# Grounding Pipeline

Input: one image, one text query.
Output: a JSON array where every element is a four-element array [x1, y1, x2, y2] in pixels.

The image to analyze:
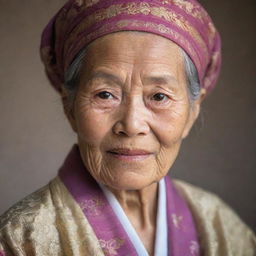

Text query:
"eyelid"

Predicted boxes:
[[94, 88, 121, 101], [152, 93, 171, 102], [150, 92, 165, 98], [154, 85, 177, 95], [93, 85, 121, 93], [144, 91, 173, 109], [96, 91, 114, 98], [150, 87, 175, 99]]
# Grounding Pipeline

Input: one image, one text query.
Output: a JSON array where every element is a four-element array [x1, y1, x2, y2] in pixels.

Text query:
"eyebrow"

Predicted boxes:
[[90, 71, 123, 86], [89, 71, 178, 90], [143, 74, 178, 87]]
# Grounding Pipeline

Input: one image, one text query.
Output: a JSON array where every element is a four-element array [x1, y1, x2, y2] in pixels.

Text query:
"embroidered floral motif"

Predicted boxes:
[[189, 240, 199, 256], [161, 0, 170, 4], [99, 238, 124, 256], [79, 197, 105, 216], [0, 186, 47, 228], [171, 213, 183, 229]]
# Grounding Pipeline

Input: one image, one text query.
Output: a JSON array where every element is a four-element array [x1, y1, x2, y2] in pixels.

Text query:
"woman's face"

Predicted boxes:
[[66, 32, 201, 190]]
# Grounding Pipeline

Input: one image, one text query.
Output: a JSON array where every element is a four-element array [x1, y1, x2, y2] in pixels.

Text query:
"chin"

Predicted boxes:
[[104, 172, 158, 191]]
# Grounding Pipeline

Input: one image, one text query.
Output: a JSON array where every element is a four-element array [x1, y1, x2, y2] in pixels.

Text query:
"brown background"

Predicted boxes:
[[0, 0, 255, 232]]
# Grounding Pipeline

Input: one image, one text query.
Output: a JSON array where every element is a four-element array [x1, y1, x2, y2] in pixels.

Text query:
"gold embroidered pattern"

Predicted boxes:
[[203, 51, 220, 90], [174, 0, 208, 21], [63, 2, 208, 59], [0, 186, 47, 228], [160, 0, 209, 22], [207, 21, 217, 42], [65, 19, 201, 74], [173, 0, 216, 44], [99, 238, 124, 256], [79, 197, 106, 216]]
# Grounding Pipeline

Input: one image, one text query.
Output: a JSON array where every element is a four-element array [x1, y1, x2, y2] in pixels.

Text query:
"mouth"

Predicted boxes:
[[106, 148, 153, 161]]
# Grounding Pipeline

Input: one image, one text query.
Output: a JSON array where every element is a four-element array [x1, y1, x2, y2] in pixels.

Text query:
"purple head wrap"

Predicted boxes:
[[40, 0, 221, 94]]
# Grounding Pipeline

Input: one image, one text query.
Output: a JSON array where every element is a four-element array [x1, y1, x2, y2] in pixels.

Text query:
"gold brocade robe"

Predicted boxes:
[[0, 177, 255, 256]]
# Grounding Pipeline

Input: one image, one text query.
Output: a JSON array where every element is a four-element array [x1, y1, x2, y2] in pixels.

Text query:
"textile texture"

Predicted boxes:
[[40, 0, 221, 94], [1, 179, 255, 255], [0, 146, 255, 255], [58, 145, 199, 255]]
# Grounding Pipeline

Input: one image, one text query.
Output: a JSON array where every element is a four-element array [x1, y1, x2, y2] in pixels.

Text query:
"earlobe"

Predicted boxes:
[[61, 88, 78, 133], [198, 88, 207, 104]]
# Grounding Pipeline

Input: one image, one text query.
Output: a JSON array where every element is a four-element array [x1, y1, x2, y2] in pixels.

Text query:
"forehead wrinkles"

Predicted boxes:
[[85, 32, 183, 63], [82, 32, 185, 88]]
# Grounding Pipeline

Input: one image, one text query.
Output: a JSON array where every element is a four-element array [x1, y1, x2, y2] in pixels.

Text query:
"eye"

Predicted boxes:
[[152, 93, 168, 101], [96, 91, 114, 99]]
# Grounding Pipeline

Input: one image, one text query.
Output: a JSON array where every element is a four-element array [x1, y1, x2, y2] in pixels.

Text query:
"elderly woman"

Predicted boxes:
[[0, 0, 255, 255]]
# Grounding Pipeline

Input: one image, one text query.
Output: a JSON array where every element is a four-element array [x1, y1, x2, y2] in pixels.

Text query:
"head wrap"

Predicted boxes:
[[40, 0, 221, 94]]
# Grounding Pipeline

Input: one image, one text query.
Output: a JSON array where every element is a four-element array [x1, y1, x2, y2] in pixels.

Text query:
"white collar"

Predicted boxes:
[[99, 178, 168, 256]]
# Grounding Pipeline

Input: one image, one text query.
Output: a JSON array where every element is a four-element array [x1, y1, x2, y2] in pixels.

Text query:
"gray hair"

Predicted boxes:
[[64, 47, 201, 104], [182, 50, 201, 101]]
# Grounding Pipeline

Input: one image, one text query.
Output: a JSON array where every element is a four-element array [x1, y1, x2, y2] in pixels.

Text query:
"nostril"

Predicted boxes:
[[118, 131, 127, 136], [112, 111, 150, 137]]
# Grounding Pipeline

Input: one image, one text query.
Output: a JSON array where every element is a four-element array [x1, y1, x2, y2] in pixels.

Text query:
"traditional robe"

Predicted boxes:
[[0, 146, 255, 256]]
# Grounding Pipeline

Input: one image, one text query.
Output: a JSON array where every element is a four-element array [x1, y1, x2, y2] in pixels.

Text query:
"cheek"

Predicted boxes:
[[148, 101, 190, 176], [152, 101, 190, 147], [75, 107, 112, 145], [74, 107, 113, 182], [156, 141, 181, 173]]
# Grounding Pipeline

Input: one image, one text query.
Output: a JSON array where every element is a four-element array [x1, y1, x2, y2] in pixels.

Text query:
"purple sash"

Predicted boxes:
[[59, 145, 200, 256]]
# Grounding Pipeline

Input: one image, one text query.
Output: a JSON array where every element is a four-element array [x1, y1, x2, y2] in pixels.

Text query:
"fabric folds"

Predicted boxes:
[[0, 146, 255, 255], [40, 0, 222, 94]]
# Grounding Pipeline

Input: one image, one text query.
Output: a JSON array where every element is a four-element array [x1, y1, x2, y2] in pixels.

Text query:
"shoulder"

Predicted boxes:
[[0, 183, 52, 230], [173, 179, 231, 214], [173, 179, 256, 256], [0, 177, 102, 255], [0, 179, 59, 254]]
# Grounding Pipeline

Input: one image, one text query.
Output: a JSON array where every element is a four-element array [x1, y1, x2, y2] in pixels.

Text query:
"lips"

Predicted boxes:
[[107, 148, 152, 156]]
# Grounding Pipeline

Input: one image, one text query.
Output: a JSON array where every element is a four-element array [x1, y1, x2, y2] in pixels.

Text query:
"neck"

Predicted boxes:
[[108, 182, 159, 256], [110, 182, 158, 228]]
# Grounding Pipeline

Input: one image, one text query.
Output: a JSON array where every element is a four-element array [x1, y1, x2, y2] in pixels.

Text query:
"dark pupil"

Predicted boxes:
[[153, 93, 165, 101], [98, 91, 111, 99]]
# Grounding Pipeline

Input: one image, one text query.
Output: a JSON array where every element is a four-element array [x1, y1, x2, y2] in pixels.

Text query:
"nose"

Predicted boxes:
[[112, 97, 150, 137]]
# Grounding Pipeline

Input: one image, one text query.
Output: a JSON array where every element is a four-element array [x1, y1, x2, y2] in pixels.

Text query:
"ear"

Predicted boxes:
[[182, 88, 206, 139], [61, 87, 78, 133]]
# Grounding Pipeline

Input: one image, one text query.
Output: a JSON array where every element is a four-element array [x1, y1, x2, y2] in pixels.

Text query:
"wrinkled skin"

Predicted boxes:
[[63, 32, 205, 255]]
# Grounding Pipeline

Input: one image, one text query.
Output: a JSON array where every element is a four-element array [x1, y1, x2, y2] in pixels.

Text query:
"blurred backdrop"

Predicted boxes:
[[0, 0, 255, 231]]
